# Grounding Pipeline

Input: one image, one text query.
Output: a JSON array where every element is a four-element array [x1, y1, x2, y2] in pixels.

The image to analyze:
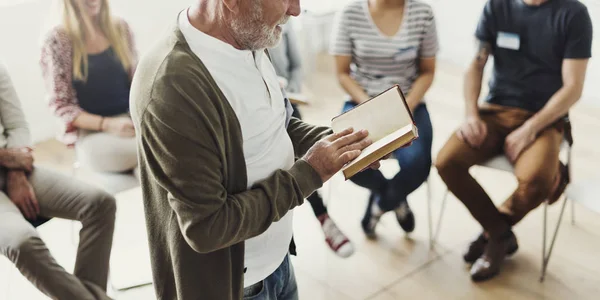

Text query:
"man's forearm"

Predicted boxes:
[[407, 72, 434, 111], [524, 86, 581, 134], [463, 65, 484, 118]]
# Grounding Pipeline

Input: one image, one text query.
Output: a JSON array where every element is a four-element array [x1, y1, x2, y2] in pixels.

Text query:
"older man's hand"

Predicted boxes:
[[303, 128, 372, 183]]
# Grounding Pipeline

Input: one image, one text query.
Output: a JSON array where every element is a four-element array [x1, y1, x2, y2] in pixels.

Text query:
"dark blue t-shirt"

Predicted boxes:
[[73, 47, 130, 117], [476, 0, 593, 112]]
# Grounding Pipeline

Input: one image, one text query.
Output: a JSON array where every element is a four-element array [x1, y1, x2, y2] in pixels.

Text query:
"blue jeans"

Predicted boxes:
[[341, 100, 433, 211], [243, 255, 298, 300]]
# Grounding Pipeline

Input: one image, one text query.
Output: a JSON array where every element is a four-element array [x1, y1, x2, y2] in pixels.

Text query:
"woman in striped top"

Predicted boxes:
[[330, 0, 438, 237]]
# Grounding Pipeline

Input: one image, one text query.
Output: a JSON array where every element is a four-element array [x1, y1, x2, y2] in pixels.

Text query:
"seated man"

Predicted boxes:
[[0, 61, 116, 300], [435, 0, 592, 282]]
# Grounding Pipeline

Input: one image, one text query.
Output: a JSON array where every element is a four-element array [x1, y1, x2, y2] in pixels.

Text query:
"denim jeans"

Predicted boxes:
[[243, 255, 298, 300], [341, 100, 433, 211]]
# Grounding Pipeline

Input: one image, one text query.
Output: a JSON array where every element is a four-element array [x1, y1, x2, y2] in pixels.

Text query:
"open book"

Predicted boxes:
[[331, 85, 418, 180]]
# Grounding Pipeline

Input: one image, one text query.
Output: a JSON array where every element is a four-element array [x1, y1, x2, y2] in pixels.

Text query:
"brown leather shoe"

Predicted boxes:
[[470, 231, 519, 282], [463, 233, 488, 264]]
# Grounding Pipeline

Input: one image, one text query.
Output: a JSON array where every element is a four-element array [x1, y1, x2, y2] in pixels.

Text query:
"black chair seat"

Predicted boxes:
[[28, 217, 52, 228]]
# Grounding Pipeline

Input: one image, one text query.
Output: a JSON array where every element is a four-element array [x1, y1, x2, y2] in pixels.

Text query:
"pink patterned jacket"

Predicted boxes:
[[40, 19, 137, 146]]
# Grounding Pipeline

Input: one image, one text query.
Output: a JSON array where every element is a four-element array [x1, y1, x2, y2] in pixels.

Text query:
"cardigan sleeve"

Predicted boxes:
[[137, 70, 323, 254], [286, 117, 332, 158], [40, 28, 82, 142]]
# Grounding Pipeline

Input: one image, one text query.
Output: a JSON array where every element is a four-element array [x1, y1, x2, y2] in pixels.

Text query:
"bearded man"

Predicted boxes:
[[130, 1, 377, 299]]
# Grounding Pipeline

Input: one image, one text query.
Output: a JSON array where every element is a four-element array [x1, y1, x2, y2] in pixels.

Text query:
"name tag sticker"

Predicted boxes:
[[497, 32, 520, 50]]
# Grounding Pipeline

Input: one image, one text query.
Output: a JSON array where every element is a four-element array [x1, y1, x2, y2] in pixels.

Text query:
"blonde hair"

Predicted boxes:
[[61, 0, 132, 81]]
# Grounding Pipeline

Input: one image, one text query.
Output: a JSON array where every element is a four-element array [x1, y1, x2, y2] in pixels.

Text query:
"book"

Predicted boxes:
[[331, 85, 418, 180]]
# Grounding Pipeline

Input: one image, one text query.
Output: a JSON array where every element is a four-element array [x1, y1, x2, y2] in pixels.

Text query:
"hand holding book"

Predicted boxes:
[[331, 85, 419, 180], [302, 127, 373, 183]]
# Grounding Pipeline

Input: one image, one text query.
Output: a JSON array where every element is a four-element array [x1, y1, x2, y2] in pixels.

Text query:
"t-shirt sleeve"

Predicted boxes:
[[420, 8, 439, 58], [564, 7, 593, 59], [329, 8, 353, 56], [475, 0, 495, 44]]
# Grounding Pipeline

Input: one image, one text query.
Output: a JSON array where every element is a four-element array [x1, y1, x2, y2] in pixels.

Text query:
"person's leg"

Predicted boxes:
[[29, 167, 116, 295], [306, 192, 354, 257], [278, 255, 298, 300], [469, 125, 561, 282], [75, 130, 137, 173], [498, 122, 563, 225], [340, 100, 388, 191], [243, 255, 297, 300], [0, 170, 113, 300], [435, 112, 511, 238], [375, 104, 433, 232]]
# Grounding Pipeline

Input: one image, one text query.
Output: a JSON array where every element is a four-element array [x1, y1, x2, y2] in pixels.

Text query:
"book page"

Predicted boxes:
[[331, 86, 413, 142], [342, 124, 414, 172]]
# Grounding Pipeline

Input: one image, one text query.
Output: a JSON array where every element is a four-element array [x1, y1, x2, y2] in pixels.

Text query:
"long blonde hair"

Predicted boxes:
[[61, 0, 132, 81]]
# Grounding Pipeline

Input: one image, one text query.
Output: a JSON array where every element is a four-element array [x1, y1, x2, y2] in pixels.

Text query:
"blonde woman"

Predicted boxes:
[[40, 0, 138, 174]]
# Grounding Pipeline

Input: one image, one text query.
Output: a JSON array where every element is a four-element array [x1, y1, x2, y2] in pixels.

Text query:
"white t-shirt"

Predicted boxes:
[[178, 11, 296, 287]]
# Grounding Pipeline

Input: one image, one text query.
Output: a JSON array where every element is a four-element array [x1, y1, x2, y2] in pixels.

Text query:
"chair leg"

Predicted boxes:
[[541, 201, 548, 282], [427, 179, 433, 249], [571, 199, 576, 225], [429, 186, 449, 250], [433, 190, 448, 244], [540, 196, 569, 282]]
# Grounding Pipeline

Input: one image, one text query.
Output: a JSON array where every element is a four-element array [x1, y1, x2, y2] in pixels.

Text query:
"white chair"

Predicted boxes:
[[427, 139, 572, 282], [565, 177, 600, 216]]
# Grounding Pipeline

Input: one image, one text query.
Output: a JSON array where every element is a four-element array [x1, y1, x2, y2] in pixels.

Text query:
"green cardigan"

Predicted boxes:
[[130, 22, 330, 300]]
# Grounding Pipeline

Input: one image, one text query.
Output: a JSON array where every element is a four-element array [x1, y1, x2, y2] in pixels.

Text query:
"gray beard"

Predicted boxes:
[[230, 1, 283, 50]]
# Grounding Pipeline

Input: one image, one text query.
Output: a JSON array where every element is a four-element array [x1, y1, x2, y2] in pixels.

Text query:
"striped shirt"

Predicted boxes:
[[330, 0, 438, 98]]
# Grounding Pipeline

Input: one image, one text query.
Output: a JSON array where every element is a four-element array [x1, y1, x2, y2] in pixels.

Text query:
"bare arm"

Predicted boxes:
[[334, 55, 370, 104], [456, 41, 492, 148], [464, 41, 491, 119], [406, 57, 436, 111], [72, 112, 104, 131], [524, 59, 589, 133]]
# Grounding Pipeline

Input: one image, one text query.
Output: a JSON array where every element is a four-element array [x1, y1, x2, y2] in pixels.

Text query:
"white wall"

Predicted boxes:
[[0, 0, 598, 143], [0, 0, 192, 143]]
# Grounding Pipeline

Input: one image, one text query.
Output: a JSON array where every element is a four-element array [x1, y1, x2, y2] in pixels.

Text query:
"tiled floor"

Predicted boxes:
[[2, 55, 599, 299]]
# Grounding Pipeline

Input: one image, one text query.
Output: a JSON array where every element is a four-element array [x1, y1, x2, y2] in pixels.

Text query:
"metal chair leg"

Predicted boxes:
[[433, 191, 448, 244], [540, 196, 569, 282], [427, 179, 433, 249], [571, 199, 576, 225], [429, 186, 449, 250]]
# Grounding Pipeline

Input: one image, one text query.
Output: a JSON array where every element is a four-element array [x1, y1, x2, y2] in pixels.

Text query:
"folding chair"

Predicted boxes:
[[427, 119, 573, 282]]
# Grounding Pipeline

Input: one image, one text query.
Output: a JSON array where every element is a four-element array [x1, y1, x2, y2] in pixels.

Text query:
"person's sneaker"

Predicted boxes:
[[319, 214, 354, 258], [470, 230, 519, 282], [394, 200, 415, 233], [361, 193, 383, 239]]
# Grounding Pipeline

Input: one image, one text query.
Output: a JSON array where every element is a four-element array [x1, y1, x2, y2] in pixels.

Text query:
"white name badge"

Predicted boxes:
[[497, 32, 520, 50]]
